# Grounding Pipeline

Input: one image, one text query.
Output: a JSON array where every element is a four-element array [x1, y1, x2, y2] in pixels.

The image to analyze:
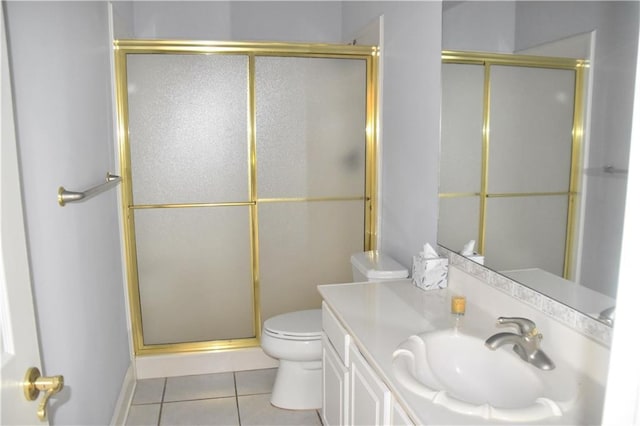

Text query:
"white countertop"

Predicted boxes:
[[318, 279, 605, 425]]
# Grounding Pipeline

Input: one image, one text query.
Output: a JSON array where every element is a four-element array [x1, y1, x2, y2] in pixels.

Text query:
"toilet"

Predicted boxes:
[[261, 250, 408, 410]]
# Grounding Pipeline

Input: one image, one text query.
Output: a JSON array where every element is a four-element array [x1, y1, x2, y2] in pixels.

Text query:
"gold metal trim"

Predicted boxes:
[[115, 48, 146, 353], [136, 337, 261, 356], [486, 192, 571, 198], [248, 54, 261, 342], [365, 51, 379, 250], [442, 50, 589, 70], [131, 201, 255, 209], [478, 64, 492, 254], [564, 65, 586, 280], [130, 197, 366, 209], [115, 39, 376, 57], [257, 196, 366, 204], [442, 51, 585, 276], [115, 40, 379, 356], [440, 192, 570, 198]]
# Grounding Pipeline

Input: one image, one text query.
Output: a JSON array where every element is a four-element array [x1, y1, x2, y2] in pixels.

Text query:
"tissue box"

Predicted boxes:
[[411, 255, 449, 291]]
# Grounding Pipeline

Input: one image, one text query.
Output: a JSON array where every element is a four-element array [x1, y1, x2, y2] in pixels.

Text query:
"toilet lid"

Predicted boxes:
[[263, 309, 322, 340]]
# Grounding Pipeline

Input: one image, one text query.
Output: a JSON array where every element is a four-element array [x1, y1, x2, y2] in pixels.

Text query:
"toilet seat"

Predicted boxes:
[[263, 309, 322, 341]]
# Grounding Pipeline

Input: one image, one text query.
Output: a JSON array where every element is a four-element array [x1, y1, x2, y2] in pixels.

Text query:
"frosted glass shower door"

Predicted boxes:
[[485, 66, 576, 275], [255, 57, 367, 321], [439, 63, 484, 250], [127, 54, 254, 345]]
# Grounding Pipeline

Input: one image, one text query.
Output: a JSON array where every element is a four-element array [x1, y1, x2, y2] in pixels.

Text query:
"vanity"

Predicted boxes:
[[318, 260, 609, 425]]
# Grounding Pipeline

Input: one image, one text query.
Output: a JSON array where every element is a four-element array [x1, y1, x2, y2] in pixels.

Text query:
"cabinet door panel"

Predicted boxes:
[[391, 398, 414, 425], [322, 335, 349, 426], [322, 302, 351, 366], [349, 345, 390, 426]]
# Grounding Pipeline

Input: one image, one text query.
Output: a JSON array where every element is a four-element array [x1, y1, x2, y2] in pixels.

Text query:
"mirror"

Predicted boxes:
[[439, 1, 639, 325]]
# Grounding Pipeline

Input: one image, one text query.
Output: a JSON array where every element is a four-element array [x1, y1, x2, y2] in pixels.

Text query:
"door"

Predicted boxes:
[[322, 335, 349, 426], [115, 41, 377, 356], [0, 7, 45, 424]]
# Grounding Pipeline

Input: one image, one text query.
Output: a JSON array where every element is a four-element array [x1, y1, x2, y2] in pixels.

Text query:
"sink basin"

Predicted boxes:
[[392, 329, 578, 422]]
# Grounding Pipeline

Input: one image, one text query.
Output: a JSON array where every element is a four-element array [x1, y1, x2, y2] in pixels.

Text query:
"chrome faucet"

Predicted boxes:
[[598, 306, 615, 326], [485, 317, 555, 370]]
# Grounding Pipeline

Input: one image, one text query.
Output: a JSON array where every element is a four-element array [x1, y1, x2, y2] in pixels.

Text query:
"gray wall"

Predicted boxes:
[[4, 2, 130, 424], [131, 1, 342, 42], [342, 2, 443, 267], [442, 0, 515, 52], [230, 2, 342, 42]]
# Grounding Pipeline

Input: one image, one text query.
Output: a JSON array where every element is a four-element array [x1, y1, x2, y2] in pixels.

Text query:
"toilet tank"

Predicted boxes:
[[350, 250, 408, 282]]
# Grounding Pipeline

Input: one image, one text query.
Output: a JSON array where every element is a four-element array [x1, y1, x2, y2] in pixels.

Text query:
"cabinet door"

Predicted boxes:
[[322, 302, 351, 366], [322, 335, 349, 426], [349, 345, 391, 426], [391, 398, 414, 425]]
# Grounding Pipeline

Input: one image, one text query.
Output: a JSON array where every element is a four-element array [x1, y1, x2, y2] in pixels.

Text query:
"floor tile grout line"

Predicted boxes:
[[233, 372, 242, 426], [130, 401, 162, 406], [236, 391, 272, 397], [162, 395, 238, 404], [157, 377, 167, 426]]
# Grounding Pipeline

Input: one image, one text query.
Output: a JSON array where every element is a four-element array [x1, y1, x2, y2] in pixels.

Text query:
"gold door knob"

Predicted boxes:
[[23, 366, 64, 421]]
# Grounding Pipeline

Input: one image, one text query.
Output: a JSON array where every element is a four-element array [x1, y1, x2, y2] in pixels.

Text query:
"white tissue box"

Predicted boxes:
[[411, 255, 449, 291]]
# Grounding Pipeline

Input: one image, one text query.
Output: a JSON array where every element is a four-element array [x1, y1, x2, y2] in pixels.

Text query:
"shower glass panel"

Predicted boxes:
[[439, 52, 584, 279], [438, 197, 481, 251], [258, 201, 365, 321], [489, 66, 575, 194], [255, 57, 366, 198], [126, 53, 254, 345], [255, 56, 368, 321], [134, 207, 254, 345], [440, 63, 484, 194], [484, 195, 569, 275], [127, 54, 249, 205]]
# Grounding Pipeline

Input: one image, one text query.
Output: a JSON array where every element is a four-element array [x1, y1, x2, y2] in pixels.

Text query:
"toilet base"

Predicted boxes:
[[270, 359, 322, 410]]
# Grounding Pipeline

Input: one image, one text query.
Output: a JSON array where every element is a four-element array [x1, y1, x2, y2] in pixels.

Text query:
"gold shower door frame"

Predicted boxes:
[[440, 50, 587, 280], [114, 40, 379, 355]]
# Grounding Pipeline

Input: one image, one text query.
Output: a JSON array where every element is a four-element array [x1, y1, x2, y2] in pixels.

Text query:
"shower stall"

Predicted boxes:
[[114, 40, 379, 355]]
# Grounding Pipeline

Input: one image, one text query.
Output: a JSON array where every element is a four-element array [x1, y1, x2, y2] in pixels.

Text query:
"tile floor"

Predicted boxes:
[[125, 368, 323, 426]]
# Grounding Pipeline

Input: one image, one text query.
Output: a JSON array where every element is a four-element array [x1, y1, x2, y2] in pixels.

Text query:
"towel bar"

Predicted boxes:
[[58, 173, 121, 206]]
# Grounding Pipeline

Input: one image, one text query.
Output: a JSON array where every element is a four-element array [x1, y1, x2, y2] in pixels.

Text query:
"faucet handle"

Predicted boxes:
[[497, 317, 537, 336]]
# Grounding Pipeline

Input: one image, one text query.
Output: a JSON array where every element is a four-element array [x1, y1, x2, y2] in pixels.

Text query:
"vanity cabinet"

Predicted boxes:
[[321, 302, 413, 426]]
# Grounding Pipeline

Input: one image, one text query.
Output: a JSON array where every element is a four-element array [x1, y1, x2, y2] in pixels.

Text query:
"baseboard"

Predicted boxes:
[[110, 362, 136, 426], [135, 346, 279, 379]]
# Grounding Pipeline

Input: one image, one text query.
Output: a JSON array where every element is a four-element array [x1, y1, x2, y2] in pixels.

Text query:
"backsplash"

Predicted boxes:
[[442, 249, 612, 347]]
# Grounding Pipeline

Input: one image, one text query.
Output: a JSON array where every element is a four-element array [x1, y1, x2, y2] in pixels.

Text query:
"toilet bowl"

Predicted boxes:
[[261, 251, 408, 410], [261, 309, 323, 410]]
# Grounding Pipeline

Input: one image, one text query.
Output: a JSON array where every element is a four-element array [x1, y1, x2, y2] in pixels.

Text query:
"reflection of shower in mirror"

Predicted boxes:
[[440, 1, 638, 324]]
